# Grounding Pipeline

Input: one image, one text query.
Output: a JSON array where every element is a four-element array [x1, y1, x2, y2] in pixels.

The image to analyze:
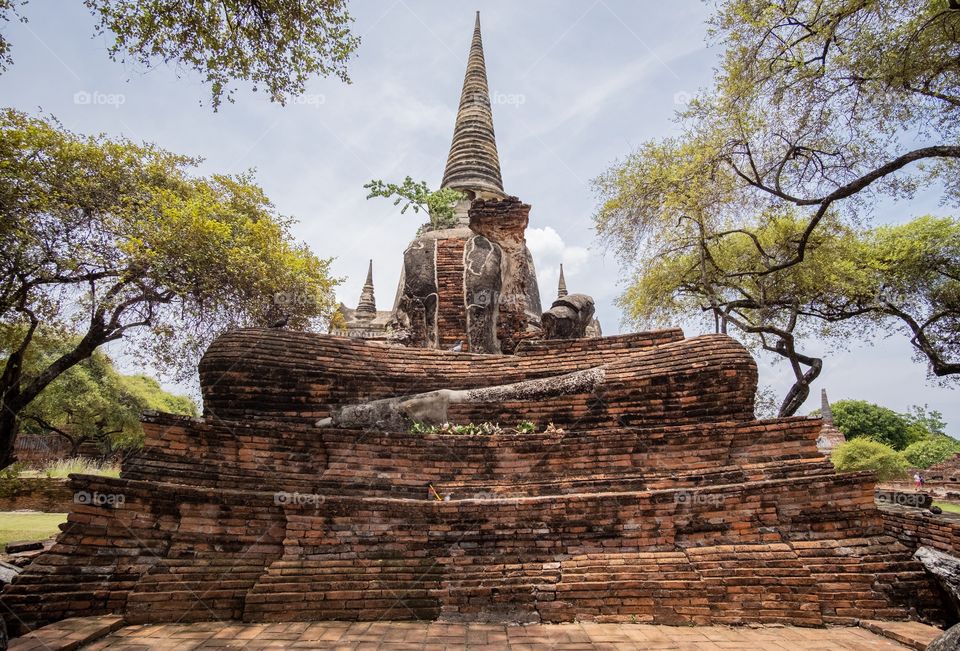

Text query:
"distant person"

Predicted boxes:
[[914, 472, 922, 490], [919, 474, 925, 488]]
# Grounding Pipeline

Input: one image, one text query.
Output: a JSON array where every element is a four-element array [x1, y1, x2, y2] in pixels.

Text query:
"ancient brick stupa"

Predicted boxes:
[[0, 13, 948, 636], [337, 12, 598, 353]]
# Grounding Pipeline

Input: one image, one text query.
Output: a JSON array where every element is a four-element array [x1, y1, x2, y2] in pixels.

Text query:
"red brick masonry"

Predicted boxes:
[[0, 329, 947, 634]]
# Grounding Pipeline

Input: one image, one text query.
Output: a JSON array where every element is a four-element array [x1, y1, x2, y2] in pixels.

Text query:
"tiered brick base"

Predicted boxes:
[[0, 329, 947, 634]]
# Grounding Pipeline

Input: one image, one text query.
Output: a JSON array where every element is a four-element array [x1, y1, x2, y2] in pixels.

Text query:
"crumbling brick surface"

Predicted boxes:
[[879, 505, 960, 555], [0, 328, 948, 633]]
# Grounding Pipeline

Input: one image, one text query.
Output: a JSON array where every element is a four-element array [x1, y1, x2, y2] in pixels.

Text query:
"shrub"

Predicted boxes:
[[901, 437, 960, 469], [831, 439, 908, 480]]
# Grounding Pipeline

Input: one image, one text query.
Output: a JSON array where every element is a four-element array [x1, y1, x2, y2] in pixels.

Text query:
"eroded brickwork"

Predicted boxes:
[[880, 505, 960, 555], [0, 328, 948, 634], [435, 238, 469, 351]]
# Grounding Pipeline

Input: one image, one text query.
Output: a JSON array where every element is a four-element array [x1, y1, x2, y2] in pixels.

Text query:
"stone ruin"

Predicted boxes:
[[0, 10, 952, 638], [335, 13, 599, 353]]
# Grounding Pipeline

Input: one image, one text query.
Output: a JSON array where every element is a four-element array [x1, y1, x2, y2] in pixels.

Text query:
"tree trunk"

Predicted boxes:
[[0, 405, 20, 470]]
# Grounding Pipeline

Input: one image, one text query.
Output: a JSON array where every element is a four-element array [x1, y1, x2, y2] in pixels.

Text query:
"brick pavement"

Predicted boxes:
[[76, 621, 918, 650]]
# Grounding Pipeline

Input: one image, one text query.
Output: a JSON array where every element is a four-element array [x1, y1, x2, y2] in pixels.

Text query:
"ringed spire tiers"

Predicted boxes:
[[440, 11, 505, 199], [557, 264, 568, 298], [356, 260, 377, 316]]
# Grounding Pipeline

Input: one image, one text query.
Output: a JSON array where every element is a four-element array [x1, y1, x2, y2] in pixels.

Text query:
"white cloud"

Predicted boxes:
[[527, 226, 591, 303]]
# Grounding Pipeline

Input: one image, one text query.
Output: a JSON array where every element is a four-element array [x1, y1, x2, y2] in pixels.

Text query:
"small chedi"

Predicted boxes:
[[0, 12, 949, 636]]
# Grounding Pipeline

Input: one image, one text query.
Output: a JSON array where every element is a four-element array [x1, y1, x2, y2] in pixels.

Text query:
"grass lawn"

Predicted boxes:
[[0, 512, 67, 548], [933, 501, 960, 514]]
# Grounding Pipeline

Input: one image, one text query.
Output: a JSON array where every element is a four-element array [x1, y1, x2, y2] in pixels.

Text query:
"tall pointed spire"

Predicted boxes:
[[441, 12, 505, 198], [557, 264, 568, 298], [356, 260, 376, 316], [821, 389, 834, 426]]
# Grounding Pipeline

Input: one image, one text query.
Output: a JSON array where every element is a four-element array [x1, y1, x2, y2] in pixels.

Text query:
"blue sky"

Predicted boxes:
[[2, 1, 956, 430]]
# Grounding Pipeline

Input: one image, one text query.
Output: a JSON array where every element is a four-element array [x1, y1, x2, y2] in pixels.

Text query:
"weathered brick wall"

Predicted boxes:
[[880, 504, 960, 555], [513, 330, 682, 356], [1, 328, 948, 633], [435, 237, 469, 351], [1, 471, 941, 633], [125, 414, 829, 497], [123, 416, 324, 490], [0, 478, 75, 512], [198, 329, 756, 427]]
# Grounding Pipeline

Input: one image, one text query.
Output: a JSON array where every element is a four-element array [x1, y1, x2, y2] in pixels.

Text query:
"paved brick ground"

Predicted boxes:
[[77, 621, 918, 650]]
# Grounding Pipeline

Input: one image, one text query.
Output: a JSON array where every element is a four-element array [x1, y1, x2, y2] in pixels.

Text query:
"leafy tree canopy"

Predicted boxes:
[[831, 400, 920, 451], [594, 0, 960, 415], [0, 0, 360, 109], [0, 108, 340, 468]]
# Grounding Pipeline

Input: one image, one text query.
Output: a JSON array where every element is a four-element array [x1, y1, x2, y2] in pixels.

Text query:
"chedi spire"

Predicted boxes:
[[356, 260, 376, 316], [441, 12, 505, 198]]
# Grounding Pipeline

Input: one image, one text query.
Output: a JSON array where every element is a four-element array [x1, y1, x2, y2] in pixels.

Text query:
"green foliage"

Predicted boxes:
[[0, 109, 340, 468], [0, 461, 25, 497], [514, 420, 536, 434], [831, 400, 915, 451], [901, 437, 960, 469], [593, 0, 960, 413], [831, 438, 909, 481], [0, 1, 359, 109], [364, 177, 465, 232], [15, 329, 196, 456], [903, 404, 948, 438]]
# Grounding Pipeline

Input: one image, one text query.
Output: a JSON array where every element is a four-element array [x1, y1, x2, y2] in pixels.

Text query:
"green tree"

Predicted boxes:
[[901, 436, 960, 468], [593, 0, 960, 414], [831, 438, 909, 481], [0, 109, 340, 469], [19, 330, 196, 457], [0, 1, 359, 109], [831, 400, 916, 451], [364, 177, 465, 232]]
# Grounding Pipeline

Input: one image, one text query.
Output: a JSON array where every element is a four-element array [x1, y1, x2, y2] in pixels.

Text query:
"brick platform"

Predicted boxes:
[[0, 328, 948, 634]]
